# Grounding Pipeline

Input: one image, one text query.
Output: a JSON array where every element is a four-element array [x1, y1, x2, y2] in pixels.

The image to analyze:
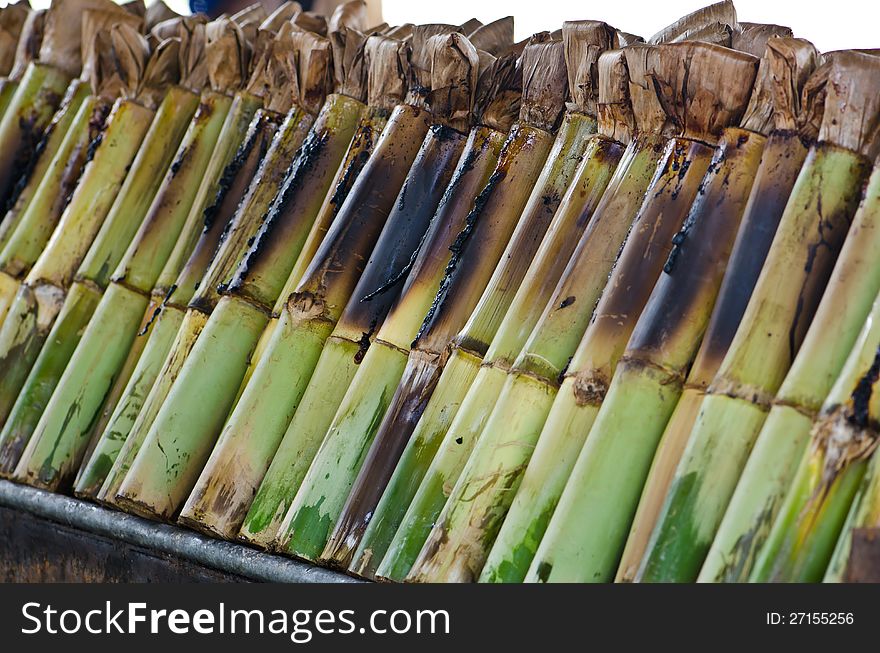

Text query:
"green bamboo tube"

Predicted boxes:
[[114, 91, 369, 521], [274, 38, 576, 563], [0, 86, 200, 475], [0, 62, 71, 210], [0, 97, 151, 436], [73, 109, 283, 499], [750, 289, 880, 582], [336, 29, 626, 576], [0, 79, 90, 254], [374, 44, 669, 583], [171, 32, 474, 536], [635, 52, 880, 583], [8, 88, 234, 491], [0, 89, 103, 323], [703, 161, 880, 583], [824, 435, 880, 581], [185, 49, 495, 542], [619, 38, 820, 583], [94, 28, 363, 509], [414, 42, 760, 584]]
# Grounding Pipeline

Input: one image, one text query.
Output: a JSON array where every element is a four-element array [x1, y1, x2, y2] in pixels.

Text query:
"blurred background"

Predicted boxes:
[[9, 0, 880, 54]]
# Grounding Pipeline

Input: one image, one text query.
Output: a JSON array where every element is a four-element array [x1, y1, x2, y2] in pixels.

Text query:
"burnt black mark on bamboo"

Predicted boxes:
[[224, 128, 331, 297], [849, 346, 880, 429], [413, 166, 508, 348]]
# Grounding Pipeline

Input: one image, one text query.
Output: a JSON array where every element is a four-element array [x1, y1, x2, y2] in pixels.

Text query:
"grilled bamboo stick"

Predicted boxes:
[[183, 27, 513, 541], [751, 277, 880, 582], [411, 41, 757, 583], [8, 18, 251, 490], [636, 51, 880, 583], [96, 17, 373, 509], [110, 26, 406, 523], [330, 22, 624, 576], [73, 19, 323, 499], [618, 36, 820, 583], [272, 35, 572, 563]]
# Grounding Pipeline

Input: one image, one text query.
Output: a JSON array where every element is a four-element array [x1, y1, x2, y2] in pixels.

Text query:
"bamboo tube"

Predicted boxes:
[[824, 426, 880, 581], [618, 38, 821, 583], [0, 0, 112, 212], [183, 28, 505, 541], [110, 26, 400, 523], [636, 51, 880, 583], [235, 35, 534, 551], [0, 80, 95, 320], [92, 22, 362, 502], [701, 79, 880, 586], [0, 19, 159, 472], [0, 7, 44, 122], [410, 41, 758, 584], [8, 19, 251, 490], [374, 40, 673, 584], [329, 22, 623, 575], [271, 35, 571, 563], [73, 23, 318, 500], [373, 11, 738, 582], [750, 283, 880, 582]]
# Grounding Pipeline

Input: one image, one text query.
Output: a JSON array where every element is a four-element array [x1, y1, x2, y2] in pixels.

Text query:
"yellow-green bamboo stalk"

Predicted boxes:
[[111, 26, 380, 522], [182, 30, 496, 541], [751, 285, 880, 582], [636, 51, 880, 583], [619, 37, 820, 583], [7, 18, 251, 490], [94, 27, 358, 508], [412, 41, 759, 583], [337, 26, 626, 577], [374, 42, 672, 583]]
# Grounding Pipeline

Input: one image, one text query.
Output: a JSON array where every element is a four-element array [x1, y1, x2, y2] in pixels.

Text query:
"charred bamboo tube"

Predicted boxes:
[[6, 19, 251, 490], [272, 37, 574, 563], [619, 39, 820, 583], [0, 84, 100, 323], [494, 39, 802, 585], [111, 26, 382, 521], [702, 158, 880, 583], [824, 425, 880, 581], [0, 79, 90, 255], [73, 108, 283, 499], [235, 34, 541, 552], [235, 52, 543, 553], [373, 42, 670, 584], [0, 0, 146, 212], [0, 33, 207, 478], [636, 51, 880, 583], [94, 26, 362, 508], [750, 285, 880, 583], [0, 62, 71, 210], [411, 42, 758, 584], [336, 25, 624, 576], [182, 32, 493, 541]]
